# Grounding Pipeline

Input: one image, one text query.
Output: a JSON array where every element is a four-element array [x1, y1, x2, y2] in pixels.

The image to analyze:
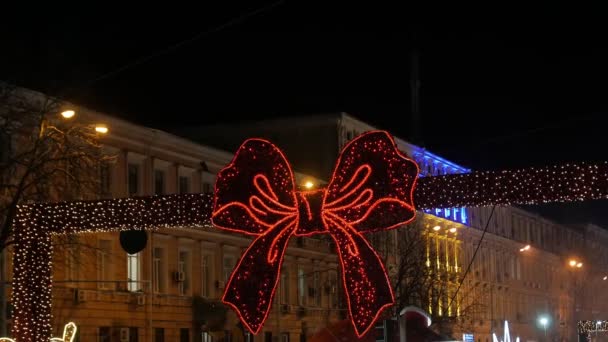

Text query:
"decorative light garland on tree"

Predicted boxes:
[[8, 130, 608, 341]]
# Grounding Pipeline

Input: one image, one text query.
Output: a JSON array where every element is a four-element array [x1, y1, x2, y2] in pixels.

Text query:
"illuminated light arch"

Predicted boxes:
[[8, 131, 608, 341]]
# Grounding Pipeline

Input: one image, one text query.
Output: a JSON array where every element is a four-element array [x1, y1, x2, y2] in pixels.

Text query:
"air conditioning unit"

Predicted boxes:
[[73, 289, 85, 304], [136, 295, 145, 306], [119, 327, 129, 342], [173, 271, 185, 282], [280, 304, 290, 314]]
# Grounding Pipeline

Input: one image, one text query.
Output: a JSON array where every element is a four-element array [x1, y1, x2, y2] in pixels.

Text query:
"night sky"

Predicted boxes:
[[2, 3, 608, 225]]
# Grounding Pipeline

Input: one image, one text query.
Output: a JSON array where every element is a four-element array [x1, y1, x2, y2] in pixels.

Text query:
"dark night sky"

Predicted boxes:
[[2, 2, 608, 225]]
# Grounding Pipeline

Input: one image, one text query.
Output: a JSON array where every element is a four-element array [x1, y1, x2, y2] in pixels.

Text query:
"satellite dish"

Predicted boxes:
[[119, 230, 148, 254]]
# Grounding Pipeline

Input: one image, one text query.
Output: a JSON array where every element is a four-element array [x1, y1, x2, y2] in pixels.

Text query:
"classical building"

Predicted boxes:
[[185, 112, 608, 342], [2, 88, 608, 342]]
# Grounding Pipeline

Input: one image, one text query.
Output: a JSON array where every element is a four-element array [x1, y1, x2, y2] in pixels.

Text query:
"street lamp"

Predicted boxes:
[[95, 124, 109, 134], [603, 276, 607, 281], [538, 316, 549, 337], [519, 245, 531, 252], [304, 181, 314, 189], [60, 110, 75, 119]]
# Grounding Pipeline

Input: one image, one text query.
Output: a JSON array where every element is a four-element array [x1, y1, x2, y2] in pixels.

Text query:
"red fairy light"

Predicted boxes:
[[212, 131, 419, 337]]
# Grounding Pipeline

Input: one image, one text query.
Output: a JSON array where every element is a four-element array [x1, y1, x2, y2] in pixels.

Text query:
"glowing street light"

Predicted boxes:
[[577, 262, 583, 268], [519, 245, 531, 252], [95, 124, 109, 134], [60, 110, 75, 119], [304, 181, 314, 189], [538, 316, 549, 337], [569, 259, 578, 267], [603, 276, 607, 281]]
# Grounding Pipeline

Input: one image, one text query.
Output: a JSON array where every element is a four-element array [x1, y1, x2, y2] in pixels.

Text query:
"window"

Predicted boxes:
[[154, 328, 165, 342], [129, 327, 139, 342], [180, 328, 189, 342], [202, 182, 211, 193], [178, 250, 191, 296], [298, 268, 305, 306], [153, 247, 165, 293], [281, 333, 290, 342], [201, 332, 213, 342], [100, 163, 111, 197], [313, 271, 321, 306], [66, 240, 79, 282], [179, 176, 190, 194], [280, 270, 289, 304], [128, 164, 140, 196], [264, 332, 272, 342], [201, 254, 212, 297], [97, 239, 112, 289], [127, 253, 140, 292], [98, 327, 111, 342], [223, 255, 235, 282], [154, 170, 165, 195], [328, 271, 338, 308]]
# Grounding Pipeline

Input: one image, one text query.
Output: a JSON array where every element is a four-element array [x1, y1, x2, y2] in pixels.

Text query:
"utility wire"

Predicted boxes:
[[447, 205, 496, 311], [75, 0, 285, 90]]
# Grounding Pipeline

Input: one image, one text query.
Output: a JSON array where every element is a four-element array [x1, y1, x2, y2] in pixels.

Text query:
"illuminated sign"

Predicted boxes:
[[424, 207, 468, 225]]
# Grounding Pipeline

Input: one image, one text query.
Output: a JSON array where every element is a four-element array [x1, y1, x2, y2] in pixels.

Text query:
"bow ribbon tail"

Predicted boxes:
[[326, 216, 395, 337], [222, 215, 297, 335]]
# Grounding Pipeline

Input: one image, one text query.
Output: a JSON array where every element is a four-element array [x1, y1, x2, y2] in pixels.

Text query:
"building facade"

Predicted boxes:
[[3, 89, 608, 342], [186, 112, 608, 342]]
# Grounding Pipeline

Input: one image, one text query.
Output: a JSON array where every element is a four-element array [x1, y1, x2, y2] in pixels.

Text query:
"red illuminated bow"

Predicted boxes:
[[212, 131, 419, 337]]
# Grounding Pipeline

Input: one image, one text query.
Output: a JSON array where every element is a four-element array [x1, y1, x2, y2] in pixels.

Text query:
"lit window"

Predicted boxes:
[[178, 250, 191, 296], [153, 247, 165, 293], [298, 268, 306, 306], [127, 253, 140, 292]]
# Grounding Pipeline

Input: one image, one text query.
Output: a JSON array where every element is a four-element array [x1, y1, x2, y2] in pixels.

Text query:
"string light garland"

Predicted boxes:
[[415, 162, 608, 209], [212, 131, 418, 337], [578, 320, 608, 336], [8, 130, 608, 341]]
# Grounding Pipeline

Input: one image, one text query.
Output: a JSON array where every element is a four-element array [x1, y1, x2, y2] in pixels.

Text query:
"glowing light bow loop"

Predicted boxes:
[[212, 131, 419, 337]]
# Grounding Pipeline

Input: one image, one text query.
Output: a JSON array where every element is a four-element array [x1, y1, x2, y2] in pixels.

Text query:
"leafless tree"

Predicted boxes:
[[368, 215, 486, 337], [0, 82, 114, 334]]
